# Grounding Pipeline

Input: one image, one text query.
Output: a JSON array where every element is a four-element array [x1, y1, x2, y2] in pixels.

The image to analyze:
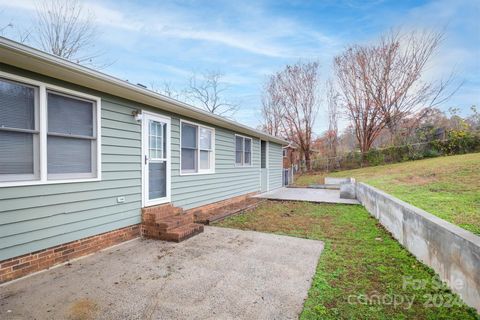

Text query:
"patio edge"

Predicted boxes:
[[0, 225, 140, 284]]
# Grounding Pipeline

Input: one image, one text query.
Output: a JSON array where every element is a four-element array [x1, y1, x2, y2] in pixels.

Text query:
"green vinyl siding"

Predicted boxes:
[[268, 142, 283, 189], [166, 115, 261, 209], [0, 64, 283, 261], [0, 95, 143, 261]]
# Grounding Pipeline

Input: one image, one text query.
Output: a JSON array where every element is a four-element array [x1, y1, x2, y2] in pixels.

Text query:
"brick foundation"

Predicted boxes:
[[0, 224, 140, 284], [0, 193, 258, 284], [187, 192, 260, 223]]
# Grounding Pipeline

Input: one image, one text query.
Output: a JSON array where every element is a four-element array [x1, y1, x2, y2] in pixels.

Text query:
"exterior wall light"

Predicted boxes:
[[132, 109, 143, 122]]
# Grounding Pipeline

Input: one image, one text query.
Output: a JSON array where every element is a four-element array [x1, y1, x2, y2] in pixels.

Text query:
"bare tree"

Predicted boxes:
[[34, 0, 101, 65], [260, 75, 285, 137], [466, 105, 480, 131], [1, 20, 32, 44], [187, 71, 238, 117], [334, 28, 458, 152], [366, 30, 458, 143], [326, 80, 339, 157], [16, 28, 32, 44], [150, 81, 187, 102], [0, 22, 13, 36], [334, 47, 387, 153], [261, 61, 320, 170]]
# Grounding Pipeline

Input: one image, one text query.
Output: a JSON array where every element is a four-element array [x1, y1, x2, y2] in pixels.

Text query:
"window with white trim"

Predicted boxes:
[[235, 135, 252, 166], [0, 78, 39, 181], [47, 91, 97, 179], [0, 75, 100, 185], [181, 121, 214, 174]]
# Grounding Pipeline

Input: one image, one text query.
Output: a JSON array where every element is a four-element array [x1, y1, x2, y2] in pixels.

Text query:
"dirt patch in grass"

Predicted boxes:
[[216, 201, 479, 319], [396, 174, 438, 186]]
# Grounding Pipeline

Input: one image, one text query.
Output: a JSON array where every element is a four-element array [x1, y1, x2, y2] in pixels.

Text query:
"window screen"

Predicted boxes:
[[181, 123, 197, 172], [244, 138, 252, 165], [181, 148, 197, 172], [0, 131, 34, 174], [235, 136, 243, 165], [200, 150, 210, 170], [199, 127, 212, 170], [0, 78, 36, 130], [0, 78, 38, 181], [47, 136, 92, 174], [47, 91, 96, 178], [181, 122, 214, 173], [181, 123, 197, 148], [200, 127, 212, 150], [48, 93, 93, 136], [235, 136, 252, 166]]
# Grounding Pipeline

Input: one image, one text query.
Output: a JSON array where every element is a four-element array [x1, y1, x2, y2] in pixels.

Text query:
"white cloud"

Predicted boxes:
[[0, 0, 35, 11], [0, 0, 340, 59], [86, 2, 143, 31], [87, 1, 340, 59], [154, 27, 290, 58]]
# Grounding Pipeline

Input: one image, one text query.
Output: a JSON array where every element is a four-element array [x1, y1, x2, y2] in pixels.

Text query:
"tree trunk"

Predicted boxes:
[[304, 151, 311, 171]]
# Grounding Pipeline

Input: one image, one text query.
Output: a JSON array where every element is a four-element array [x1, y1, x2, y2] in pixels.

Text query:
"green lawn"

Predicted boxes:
[[215, 201, 479, 319], [294, 153, 480, 235]]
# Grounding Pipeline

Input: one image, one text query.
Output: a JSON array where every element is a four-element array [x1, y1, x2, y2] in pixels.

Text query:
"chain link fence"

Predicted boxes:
[[301, 136, 480, 173]]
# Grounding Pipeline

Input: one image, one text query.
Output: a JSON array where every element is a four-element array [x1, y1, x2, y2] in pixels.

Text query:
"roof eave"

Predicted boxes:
[[0, 37, 288, 145]]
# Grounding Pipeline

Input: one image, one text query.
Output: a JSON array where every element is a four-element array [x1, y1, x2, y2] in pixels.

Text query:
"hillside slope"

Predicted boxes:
[[298, 153, 480, 234]]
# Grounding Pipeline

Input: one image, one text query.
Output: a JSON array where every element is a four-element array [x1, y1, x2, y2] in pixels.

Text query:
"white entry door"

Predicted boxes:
[[142, 113, 171, 206]]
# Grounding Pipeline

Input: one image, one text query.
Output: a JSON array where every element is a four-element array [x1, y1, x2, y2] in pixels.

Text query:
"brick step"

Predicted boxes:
[[156, 223, 204, 242], [141, 203, 204, 242], [152, 213, 194, 231], [142, 204, 183, 223]]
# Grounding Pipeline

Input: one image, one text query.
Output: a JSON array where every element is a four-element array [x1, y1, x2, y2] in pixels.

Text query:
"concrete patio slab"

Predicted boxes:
[[254, 187, 360, 205], [0, 226, 324, 320]]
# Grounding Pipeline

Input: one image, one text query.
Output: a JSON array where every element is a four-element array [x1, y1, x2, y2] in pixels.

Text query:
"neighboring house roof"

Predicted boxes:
[[0, 37, 288, 145]]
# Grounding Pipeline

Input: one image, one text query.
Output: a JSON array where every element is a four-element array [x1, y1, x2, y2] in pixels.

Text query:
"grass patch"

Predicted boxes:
[[294, 173, 329, 187], [216, 201, 479, 319], [294, 153, 480, 234]]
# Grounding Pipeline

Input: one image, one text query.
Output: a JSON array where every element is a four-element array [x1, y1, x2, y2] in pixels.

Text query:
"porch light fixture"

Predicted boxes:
[[132, 109, 143, 122]]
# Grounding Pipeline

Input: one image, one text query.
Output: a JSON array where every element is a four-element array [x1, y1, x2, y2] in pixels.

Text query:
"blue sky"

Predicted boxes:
[[1, 0, 479, 134]]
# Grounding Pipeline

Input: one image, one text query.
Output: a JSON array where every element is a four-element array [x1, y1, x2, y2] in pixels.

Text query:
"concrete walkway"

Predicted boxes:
[[0, 227, 324, 320], [254, 187, 360, 205]]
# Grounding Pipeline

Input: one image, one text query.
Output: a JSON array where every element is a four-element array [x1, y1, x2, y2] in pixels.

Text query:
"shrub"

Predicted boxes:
[[366, 149, 384, 166], [423, 148, 441, 158], [307, 134, 480, 173]]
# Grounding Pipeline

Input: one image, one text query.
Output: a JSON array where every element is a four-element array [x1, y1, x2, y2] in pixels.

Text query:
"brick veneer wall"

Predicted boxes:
[[0, 225, 140, 284]]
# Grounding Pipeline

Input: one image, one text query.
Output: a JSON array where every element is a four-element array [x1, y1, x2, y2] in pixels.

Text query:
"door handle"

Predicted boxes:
[[144, 155, 148, 165]]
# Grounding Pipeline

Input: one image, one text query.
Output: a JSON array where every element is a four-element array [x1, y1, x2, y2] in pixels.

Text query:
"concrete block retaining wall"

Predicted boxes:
[[356, 182, 480, 312]]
